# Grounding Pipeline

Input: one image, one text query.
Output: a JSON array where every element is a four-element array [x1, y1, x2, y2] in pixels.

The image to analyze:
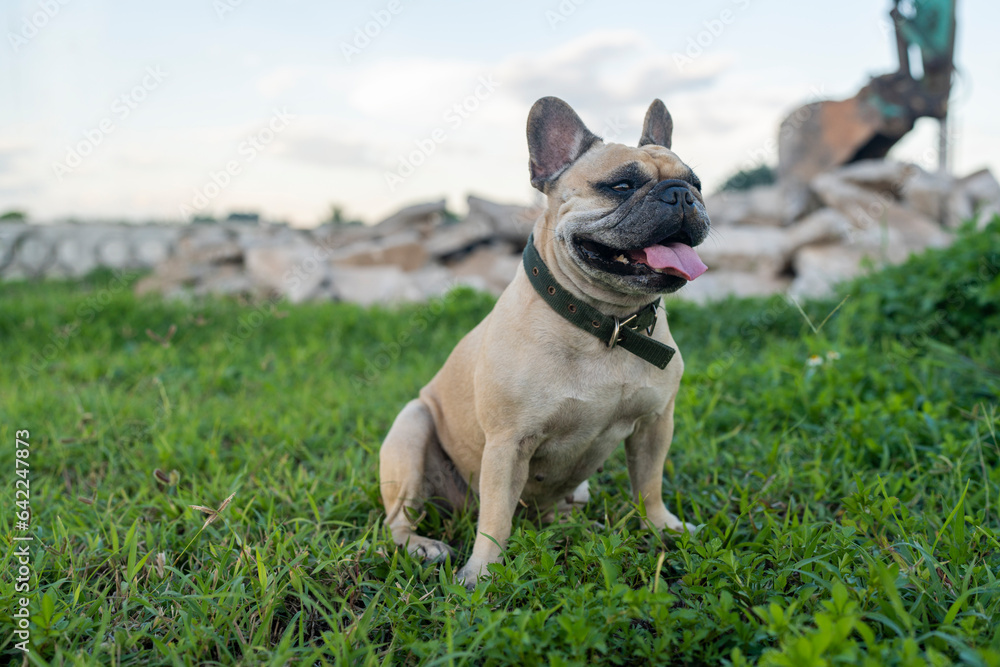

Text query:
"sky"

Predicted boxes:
[[2, 0, 998, 227]]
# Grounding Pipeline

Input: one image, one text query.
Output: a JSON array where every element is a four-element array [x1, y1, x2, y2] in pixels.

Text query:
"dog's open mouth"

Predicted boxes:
[[575, 232, 708, 281]]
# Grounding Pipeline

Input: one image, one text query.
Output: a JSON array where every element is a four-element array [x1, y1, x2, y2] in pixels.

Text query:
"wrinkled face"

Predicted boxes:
[[549, 142, 710, 296], [527, 97, 711, 298]]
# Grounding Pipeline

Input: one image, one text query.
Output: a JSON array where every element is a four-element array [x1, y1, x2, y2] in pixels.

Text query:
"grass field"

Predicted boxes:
[[2, 218, 1000, 666]]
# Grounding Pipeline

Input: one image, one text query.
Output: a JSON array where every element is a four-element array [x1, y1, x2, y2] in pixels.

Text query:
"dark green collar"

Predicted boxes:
[[522, 234, 675, 370]]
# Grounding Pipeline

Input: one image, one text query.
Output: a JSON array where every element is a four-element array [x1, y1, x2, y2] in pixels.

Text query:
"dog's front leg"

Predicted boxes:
[[456, 439, 530, 588], [625, 399, 698, 535]]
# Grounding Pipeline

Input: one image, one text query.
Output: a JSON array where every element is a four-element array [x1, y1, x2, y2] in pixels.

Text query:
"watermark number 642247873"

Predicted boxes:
[[12, 429, 33, 653]]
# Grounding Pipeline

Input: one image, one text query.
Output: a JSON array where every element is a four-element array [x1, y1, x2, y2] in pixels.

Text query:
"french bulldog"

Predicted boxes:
[[379, 96, 710, 586]]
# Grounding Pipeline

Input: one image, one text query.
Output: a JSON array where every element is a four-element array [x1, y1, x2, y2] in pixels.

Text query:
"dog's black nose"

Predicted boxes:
[[653, 179, 695, 206]]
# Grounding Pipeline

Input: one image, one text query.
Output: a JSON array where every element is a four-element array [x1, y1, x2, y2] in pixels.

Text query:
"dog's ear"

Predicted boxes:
[[527, 97, 600, 192], [638, 99, 673, 149]]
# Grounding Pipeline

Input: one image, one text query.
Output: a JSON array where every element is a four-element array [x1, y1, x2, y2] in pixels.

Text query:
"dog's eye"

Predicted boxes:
[[611, 182, 633, 192]]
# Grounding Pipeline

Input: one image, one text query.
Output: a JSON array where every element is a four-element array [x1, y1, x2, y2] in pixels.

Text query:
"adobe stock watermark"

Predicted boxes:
[[719, 83, 827, 191], [340, 0, 404, 63], [673, 0, 752, 71], [886, 253, 1000, 365], [351, 284, 465, 388], [222, 235, 335, 350], [178, 108, 295, 219], [545, 0, 587, 30], [7, 0, 72, 52], [51, 66, 168, 181], [705, 296, 794, 381], [213, 0, 246, 20], [597, 115, 626, 144], [222, 295, 284, 351], [383, 74, 500, 192], [17, 270, 138, 380], [12, 429, 33, 654], [834, 125, 960, 244]]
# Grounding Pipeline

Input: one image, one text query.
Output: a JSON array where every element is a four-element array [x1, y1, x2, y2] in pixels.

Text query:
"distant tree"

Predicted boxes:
[[0, 210, 27, 221], [329, 205, 345, 225], [225, 212, 260, 224], [325, 204, 362, 226], [192, 215, 217, 224], [718, 164, 776, 192]]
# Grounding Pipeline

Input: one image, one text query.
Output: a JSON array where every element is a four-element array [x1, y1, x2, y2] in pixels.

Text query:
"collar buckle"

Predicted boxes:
[[523, 233, 674, 369], [607, 314, 638, 348]]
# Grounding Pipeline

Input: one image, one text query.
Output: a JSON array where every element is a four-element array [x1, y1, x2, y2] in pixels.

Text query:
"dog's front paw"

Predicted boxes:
[[647, 506, 701, 537], [455, 560, 487, 589], [404, 535, 455, 563]]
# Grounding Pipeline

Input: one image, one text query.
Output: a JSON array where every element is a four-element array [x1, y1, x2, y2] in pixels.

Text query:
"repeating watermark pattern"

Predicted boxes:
[[598, 116, 626, 144], [17, 269, 137, 380], [222, 295, 284, 351], [351, 284, 464, 388], [222, 236, 339, 351], [213, 0, 246, 20], [52, 66, 168, 181], [703, 244, 997, 380], [340, 0, 404, 63], [545, 0, 587, 30], [861, 123, 960, 237], [673, 0, 752, 72], [720, 83, 827, 192], [705, 296, 793, 381], [178, 108, 295, 219], [835, 127, 961, 244], [728, 75, 956, 195], [384, 75, 500, 192], [12, 429, 33, 654], [705, 292, 851, 381], [886, 254, 1000, 364], [835, 173, 911, 245], [7, 0, 71, 52]]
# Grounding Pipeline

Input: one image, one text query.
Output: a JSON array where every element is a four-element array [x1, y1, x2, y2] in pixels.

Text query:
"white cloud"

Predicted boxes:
[[7, 17, 994, 227], [496, 30, 727, 115], [272, 29, 734, 207], [0, 29, 760, 224], [345, 58, 488, 125], [278, 130, 386, 169], [256, 66, 307, 98]]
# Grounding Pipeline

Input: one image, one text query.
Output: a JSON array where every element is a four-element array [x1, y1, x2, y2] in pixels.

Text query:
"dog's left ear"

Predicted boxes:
[[638, 99, 673, 149], [527, 96, 600, 192]]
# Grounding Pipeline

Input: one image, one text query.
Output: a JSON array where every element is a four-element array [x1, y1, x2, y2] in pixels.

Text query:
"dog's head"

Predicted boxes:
[[528, 97, 710, 299]]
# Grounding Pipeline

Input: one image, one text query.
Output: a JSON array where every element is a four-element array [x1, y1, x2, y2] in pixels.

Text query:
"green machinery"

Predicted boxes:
[[777, 0, 958, 219]]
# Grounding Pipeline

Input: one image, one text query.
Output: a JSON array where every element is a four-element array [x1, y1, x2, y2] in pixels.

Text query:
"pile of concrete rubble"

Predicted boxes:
[[694, 160, 999, 301], [133, 160, 999, 305], [135, 196, 539, 305]]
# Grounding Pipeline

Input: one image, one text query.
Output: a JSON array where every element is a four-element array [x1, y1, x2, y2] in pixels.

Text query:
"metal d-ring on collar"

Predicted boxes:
[[607, 313, 637, 349], [522, 234, 675, 370]]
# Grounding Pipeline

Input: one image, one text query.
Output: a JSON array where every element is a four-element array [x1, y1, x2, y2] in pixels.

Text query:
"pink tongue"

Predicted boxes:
[[629, 243, 708, 281]]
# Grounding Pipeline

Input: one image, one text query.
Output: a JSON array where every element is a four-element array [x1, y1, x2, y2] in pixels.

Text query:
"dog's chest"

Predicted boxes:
[[522, 374, 669, 496]]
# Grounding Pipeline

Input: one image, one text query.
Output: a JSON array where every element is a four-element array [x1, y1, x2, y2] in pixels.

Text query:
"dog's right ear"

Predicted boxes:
[[527, 97, 599, 192], [639, 99, 673, 149]]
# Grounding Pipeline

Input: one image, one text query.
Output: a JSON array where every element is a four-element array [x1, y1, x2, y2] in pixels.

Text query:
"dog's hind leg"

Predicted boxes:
[[379, 399, 460, 563]]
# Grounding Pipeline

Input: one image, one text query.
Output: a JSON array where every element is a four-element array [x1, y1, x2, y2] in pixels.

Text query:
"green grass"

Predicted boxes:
[[2, 218, 1000, 666]]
